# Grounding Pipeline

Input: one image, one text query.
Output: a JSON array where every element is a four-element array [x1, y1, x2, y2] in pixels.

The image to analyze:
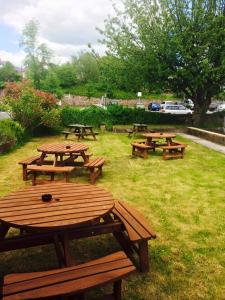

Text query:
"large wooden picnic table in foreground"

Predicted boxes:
[[0, 183, 114, 266], [0, 183, 156, 272]]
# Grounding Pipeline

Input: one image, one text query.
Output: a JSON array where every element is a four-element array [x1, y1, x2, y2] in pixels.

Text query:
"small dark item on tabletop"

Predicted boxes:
[[66, 145, 71, 149], [41, 194, 52, 202], [160, 132, 163, 135]]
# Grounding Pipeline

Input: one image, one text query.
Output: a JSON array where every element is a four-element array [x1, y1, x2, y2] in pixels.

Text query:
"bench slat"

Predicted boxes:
[[113, 200, 156, 242], [131, 142, 151, 149], [27, 166, 75, 173], [3, 251, 135, 299], [18, 156, 41, 165], [84, 157, 105, 168]]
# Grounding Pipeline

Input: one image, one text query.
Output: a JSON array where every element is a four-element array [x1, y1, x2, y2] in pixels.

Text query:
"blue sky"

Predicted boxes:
[[0, 22, 20, 53], [0, 0, 119, 66]]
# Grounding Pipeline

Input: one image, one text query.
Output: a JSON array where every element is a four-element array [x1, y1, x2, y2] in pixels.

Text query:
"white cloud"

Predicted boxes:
[[0, 50, 25, 66], [0, 0, 120, 65]]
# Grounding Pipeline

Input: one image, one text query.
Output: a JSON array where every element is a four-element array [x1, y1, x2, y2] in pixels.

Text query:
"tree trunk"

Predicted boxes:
[[192, 98, 211, 127]]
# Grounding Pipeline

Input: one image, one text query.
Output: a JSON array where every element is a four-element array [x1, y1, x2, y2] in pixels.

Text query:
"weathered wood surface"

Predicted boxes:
[[84, 157, 105, 184], [27, 165, 75, 185], [131, 142, 151, 159], [2, 251, 136, 300], [161, 142, 187, 160], [112, 200, 156, 272], [0, 183, 114, 231]]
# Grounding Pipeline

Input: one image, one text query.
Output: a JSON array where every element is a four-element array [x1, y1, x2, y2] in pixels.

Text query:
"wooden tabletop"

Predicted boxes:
[[37, 143, 89, 154], [143, 133, 176, 139], [0, 183, 114, 231], [68, 124, 93, 129], [133, 123, 148, 127]]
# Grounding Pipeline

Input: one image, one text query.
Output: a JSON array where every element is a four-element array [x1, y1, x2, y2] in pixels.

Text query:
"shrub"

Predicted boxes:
[[0, 119, 25, 147], [60, 106, 112, 127], [3, 81, 61, 134], [60, 105, 187, 128]]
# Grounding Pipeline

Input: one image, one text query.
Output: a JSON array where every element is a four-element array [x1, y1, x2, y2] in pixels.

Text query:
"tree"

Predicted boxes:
[[100, 0, 225, 125], [40, 70, 63, 98], [73, 52, 99, 83], [54, 63, 77, 88], [20, 20, 52, 88], [0, 62, 21, 84]]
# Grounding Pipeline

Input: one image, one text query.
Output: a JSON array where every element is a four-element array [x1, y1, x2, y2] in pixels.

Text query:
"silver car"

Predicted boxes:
[[161, 104, 192, 115]]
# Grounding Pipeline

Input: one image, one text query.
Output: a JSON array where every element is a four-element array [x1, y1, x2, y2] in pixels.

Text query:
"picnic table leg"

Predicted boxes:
[[139, 240, 149, 272], [114, 280, 122, 300], [61, 233, 74, 266], [80, 151, 89, 164]]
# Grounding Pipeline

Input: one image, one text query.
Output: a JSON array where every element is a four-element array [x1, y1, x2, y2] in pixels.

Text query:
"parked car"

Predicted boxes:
[[148, 102, 161, 111], [136, 101, 145, 109], [161, 104, 192, 115], [183, 99, 194, 109]]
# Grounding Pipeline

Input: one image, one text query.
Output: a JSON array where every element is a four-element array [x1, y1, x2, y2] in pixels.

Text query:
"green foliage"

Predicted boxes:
[[20, 20, 52, 88], [3, 81, 60, 134], [54, 63, 77, 88], [0, 62, 21, 83], [40, 70, 63, 98], [73, 52, 99, 83], [60, 106, 112, 127], [0, 119, 25, 147], [100, 0, 225, 125], [60, 105, 187, 127]]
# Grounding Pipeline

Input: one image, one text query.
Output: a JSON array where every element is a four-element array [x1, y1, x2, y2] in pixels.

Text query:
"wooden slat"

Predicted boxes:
[[4, 251, 127, 284], [18, 156, 41, 165], [0, 183, 114, 231], [131, 143, 150, 149], [3, 252, 135, 299], [27, 165, 75, 172], [113, 200, 156, 242], [85, 157, 105, 168]]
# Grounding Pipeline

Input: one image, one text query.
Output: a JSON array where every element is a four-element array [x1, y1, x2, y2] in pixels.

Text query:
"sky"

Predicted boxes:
[[0, 0, 119, 67]]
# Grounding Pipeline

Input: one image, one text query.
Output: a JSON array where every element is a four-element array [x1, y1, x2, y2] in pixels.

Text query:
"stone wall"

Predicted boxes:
[[62, 95, 152, 108], [187, 127, 225, 145]]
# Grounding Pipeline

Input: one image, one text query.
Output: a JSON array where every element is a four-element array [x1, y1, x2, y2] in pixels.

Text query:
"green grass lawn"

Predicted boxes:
[[0, 133, 225, 299]]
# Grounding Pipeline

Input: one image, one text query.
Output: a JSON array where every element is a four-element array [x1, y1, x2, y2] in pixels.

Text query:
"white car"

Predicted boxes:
[[161, 104, 192, 115]]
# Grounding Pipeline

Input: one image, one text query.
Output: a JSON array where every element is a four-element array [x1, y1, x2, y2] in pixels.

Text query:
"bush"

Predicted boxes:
[[3, 81, 61, 134], [60, 105, 187, 128], [0, 119, 25, 147], [60, 106, 112, 127]]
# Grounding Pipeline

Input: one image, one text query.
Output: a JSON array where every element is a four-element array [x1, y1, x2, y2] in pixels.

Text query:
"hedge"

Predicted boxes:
[[60, 105, 189, 127]]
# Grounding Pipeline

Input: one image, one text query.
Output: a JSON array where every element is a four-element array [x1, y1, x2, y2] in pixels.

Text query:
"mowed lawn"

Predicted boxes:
[[0, 132, 224, 299]]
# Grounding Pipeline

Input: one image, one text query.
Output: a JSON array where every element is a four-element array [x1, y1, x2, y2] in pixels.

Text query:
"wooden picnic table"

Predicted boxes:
[[0, 183, 114, 266], [37, 143, 89, 166], [143, 132, 176, 149], [133, 123, 148, 133], [67, 124, 98, 140]]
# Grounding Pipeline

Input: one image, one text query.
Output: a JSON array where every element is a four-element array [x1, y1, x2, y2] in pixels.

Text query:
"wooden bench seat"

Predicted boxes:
[[84, 157, 105, 184], [131, 142, 151, 159], [18, 155, 42, 181], [62, 130, 71, 139], [112, 200, 156, 272], [2, 251, 135, 300], [27, 165, 75, 185], [161, 142, 187, 160]]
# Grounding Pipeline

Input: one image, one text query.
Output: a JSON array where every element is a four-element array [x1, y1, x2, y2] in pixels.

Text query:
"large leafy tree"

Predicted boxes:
[[100, 0, 225, 125], [0, 62, 21, 85], [20, 20, 52, 89]]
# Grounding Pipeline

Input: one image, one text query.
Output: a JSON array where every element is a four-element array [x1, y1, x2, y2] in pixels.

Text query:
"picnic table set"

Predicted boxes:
[[62, 123, 99, 140], [131, 125, 187, 159], [0, 122, 187, 299]]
